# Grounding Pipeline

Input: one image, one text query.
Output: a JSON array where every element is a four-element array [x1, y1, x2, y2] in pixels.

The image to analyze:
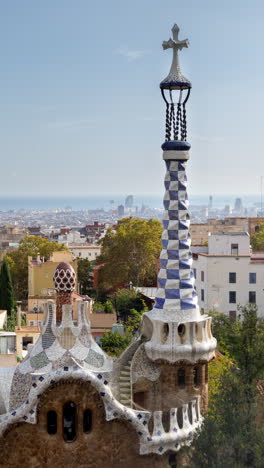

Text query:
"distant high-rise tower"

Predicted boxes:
[[234, 198, 242, 212], [209, 195, 213, 209], [117, 204, 125, 217], [125, 195, 134, 208]]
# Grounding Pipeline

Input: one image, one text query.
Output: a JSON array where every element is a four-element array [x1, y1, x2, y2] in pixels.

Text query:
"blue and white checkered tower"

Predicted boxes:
[[143, 25, 216, 363]]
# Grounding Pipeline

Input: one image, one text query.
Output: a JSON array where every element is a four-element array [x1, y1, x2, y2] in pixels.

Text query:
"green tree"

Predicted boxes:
[[189, 304, 264, 467], [77, 258, 92, 294], [100, 291, 146, 356], [208, 352, 232, 405], [251, 223, 264, 250], [0, 258, 14, 316], [100, 332, 131, 357], [125, 308, 144, 334], [210, 306, 264, 382], [6, 235, 68, 300], [190, 368, 264, 468], [98, 217, 162, 290], [232, 304, 264, 385], [93, 300, 114, 314], [113, 288, 147, 322], [103, 300, 114, 314], [209, 310, 237, 354]]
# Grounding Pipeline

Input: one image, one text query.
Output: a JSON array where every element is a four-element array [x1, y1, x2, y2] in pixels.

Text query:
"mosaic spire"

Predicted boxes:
[[154, 24, 198, 321], [143, 24, 216, 362], [153, 157, 199, 320]]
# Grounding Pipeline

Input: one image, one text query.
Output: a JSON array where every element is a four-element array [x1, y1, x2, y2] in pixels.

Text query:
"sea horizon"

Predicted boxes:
[[0, 194, 262, 212]]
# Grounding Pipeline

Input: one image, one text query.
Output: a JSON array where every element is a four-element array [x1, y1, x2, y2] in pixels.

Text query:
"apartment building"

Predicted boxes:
[[194, 232, 264, 318]]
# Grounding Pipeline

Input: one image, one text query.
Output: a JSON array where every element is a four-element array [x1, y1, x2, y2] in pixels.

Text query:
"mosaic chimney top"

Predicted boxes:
[[53, 262, 76, 292]]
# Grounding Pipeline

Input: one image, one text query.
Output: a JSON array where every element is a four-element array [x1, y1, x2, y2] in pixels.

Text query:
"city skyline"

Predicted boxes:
[[0, 1, 264, 197]]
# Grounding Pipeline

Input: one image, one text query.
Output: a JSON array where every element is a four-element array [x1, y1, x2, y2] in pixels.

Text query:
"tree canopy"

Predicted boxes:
[[251, 223, 264, 250], [98, 217, 162, 290], [0, 258, 17, 331], [112, 288, 147, 322], [100, 332, 131, 357], [189, 305, 264, 467], [0, 258, 14, 315], [77, 258, 92, 295], [100, 289, 147, 356], [6, 235, 68, 300], [210, 306, 264, 383]]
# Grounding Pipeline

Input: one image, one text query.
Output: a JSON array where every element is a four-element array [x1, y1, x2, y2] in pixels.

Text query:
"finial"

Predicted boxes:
[[53, 262, 76, 292], [160, 24, 191, 90], [160, 24, 192, 147]]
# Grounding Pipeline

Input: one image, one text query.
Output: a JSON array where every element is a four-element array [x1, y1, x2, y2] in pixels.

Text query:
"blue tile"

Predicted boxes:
[[160, 259, 168, 268], [162, 239, 168, 248], [167, 230, 179, 240], [155, 298, 165, 308], [165, 289, 180, 299], [167, 210, 179, 219], [181, 299, 196, 310], [180, 279, 193, 289], [158, 278, 167, 288], [167, 269, 180, 279], [179, 260, 191, 269], [167, 250, 179, 260], [179, 221, 189, 230]]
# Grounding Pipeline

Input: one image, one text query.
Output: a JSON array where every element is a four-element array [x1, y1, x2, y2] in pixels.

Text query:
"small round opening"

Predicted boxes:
[[178, 324, 185, 336]]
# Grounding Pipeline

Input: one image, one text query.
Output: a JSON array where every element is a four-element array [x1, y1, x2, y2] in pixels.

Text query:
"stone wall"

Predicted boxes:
[[133, 362, 208, 413], [0, 380, 170, 468]]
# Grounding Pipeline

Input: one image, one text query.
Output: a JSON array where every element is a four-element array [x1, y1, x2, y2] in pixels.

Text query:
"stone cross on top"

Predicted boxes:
[[160, 24, 191, 90], [162, 24, 189, 52]]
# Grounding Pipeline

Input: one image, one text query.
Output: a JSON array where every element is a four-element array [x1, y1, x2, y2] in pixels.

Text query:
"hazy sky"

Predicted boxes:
[[0, 0, 264, 197]]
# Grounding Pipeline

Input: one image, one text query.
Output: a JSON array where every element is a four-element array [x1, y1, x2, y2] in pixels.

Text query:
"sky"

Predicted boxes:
[[0, 0, 264, 198]]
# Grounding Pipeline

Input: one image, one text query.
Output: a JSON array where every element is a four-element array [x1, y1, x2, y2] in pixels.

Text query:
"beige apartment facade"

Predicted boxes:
[[15, 326, 41, 360], [190, 218, 248, 245], [68, 243, 101, 261], [190, 217, 264, 245], [0, 332, 17, 367]]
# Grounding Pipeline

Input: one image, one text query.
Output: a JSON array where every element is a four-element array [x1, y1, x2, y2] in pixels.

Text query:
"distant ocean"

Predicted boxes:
[[0, 195, 262, 212]]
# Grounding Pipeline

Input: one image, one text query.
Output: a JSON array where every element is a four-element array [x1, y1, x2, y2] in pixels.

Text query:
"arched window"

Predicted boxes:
[[63, 401, 77, 442], [83, 409, 92, 433], [47, 410, 57, 435], [168, 453, 177, 468], [178, 368, 185, 389]]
